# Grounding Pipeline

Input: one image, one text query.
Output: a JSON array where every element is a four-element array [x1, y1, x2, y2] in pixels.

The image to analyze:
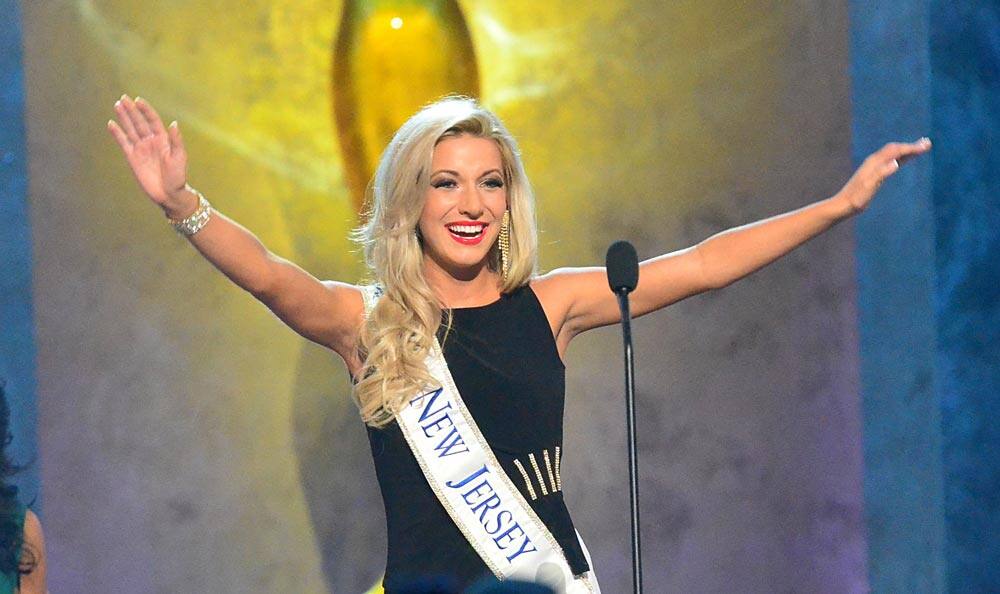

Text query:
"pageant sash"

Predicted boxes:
[[361, 286, 596, 594]]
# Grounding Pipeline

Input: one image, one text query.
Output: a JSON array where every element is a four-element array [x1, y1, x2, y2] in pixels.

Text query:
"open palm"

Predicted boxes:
[[107, 94, 188, 207]]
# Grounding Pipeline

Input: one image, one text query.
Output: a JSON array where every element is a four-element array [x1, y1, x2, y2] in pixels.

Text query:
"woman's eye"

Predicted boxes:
[[432, 179, 457, 189], [482, 178, 504, 189]]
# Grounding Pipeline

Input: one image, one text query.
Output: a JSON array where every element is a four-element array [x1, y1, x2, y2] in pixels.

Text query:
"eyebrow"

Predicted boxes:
[[431, 168, 503, 178]]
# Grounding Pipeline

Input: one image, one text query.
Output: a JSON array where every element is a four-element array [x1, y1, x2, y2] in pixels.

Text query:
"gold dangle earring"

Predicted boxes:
[[499, 209, 511, 283]]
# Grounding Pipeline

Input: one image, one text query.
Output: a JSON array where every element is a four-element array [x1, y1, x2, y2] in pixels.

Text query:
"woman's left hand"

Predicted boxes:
[[837, 138, 932, 214]]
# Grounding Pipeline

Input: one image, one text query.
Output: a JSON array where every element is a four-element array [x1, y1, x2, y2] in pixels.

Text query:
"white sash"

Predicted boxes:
[[361, 286, 598, 594]]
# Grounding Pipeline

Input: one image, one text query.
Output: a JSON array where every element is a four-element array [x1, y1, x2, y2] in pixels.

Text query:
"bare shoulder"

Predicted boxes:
[[20, 510, 47, 594], [318, 280, 366, 320], [319, 280, 367, 307], [22, 509, 44, 545], [531, 266, 605, 303]]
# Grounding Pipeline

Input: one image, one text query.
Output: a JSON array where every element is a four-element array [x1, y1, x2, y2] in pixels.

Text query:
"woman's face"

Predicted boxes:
[[418, 134, 507, 278]]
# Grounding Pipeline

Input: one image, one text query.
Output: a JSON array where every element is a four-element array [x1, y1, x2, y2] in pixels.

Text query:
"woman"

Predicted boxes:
[[0, 383, 47, 594], [107, 94, 929, 593]]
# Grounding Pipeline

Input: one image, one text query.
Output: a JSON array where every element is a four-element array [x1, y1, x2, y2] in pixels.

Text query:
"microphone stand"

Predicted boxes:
[[615, 289, 643, 594]]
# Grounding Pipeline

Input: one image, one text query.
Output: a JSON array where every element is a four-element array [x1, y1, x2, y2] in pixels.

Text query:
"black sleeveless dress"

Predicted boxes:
[[366, 285, 589, 592]]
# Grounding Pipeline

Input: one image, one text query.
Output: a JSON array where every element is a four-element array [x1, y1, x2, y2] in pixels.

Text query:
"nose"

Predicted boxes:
[[456, 186, 485, 219]]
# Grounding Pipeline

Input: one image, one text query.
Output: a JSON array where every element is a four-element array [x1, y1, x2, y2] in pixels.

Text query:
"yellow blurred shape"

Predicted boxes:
[[364, 578, 385, 594], [333, 0, 479, 212]]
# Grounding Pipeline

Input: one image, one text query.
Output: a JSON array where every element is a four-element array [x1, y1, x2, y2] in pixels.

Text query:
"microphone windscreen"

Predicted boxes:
[[606, 240, 639, 293]]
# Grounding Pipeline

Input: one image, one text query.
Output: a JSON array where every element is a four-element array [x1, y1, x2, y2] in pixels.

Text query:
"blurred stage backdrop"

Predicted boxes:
[[2, 0, 997, 592]]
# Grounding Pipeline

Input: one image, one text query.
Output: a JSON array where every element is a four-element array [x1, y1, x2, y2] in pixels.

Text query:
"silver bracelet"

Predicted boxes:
[[169, 189, 212, 236]]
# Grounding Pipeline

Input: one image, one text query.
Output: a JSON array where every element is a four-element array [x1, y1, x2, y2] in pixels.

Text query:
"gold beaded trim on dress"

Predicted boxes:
[[513, 447, 562, 501], [512, 459, 538, 500]]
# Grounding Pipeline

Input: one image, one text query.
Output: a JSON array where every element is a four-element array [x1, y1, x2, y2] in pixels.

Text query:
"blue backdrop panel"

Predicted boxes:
[[930, 2, 1000, 592], [850, 2, 946, 592], [0, 0, 40, 505]]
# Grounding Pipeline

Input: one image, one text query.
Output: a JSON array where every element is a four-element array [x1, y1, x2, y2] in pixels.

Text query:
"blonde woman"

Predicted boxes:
[[107, 94, 929, 593]]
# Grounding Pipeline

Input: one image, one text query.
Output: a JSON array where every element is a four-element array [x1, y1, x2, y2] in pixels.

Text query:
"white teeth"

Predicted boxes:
[[447, 225, 484, 234]]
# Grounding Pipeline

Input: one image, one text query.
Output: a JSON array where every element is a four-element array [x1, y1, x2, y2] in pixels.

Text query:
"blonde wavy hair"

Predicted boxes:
[[351, 97, 538, 428]]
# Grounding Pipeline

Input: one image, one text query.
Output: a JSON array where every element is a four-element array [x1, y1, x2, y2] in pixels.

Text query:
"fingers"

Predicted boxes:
[[897, 139, 930, 166], [880, 158, 900, 177], [106, 119, 131, 153], [115, 95, 153, 144], [129, 96, 152, 137], [110, 94, 182, 158], [881, 138, 932, 162], [168, 120, 184, 155], [135, 97, 168, 139], [865, 138, 931, 187], [113, 95, 139, 142]]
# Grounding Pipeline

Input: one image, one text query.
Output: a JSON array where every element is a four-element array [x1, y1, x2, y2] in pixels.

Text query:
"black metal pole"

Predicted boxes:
[[617, 291, 643, 594]]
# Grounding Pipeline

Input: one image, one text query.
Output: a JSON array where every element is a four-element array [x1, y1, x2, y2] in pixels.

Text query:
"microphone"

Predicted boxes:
[[606, 240, 639, 294], [605, 240, 643, 594]]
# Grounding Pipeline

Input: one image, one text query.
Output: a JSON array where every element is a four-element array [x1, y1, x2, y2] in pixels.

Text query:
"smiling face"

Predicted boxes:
[[418, 134, 508, 280]]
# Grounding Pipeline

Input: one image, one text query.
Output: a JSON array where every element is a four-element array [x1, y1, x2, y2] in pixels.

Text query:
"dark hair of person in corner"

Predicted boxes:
[[0, 381, 38, 580]]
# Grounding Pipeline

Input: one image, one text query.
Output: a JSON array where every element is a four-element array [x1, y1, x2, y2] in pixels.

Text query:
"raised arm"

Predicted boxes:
[[532, 139, 932, 353], [107, 95, 363, 360]]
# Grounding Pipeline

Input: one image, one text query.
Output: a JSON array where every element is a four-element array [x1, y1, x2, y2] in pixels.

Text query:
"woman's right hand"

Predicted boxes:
[[107, 94, 195, 218]]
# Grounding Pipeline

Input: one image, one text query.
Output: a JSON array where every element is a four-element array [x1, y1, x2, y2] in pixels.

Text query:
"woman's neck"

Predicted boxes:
[[422, 258, 501, 308]]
